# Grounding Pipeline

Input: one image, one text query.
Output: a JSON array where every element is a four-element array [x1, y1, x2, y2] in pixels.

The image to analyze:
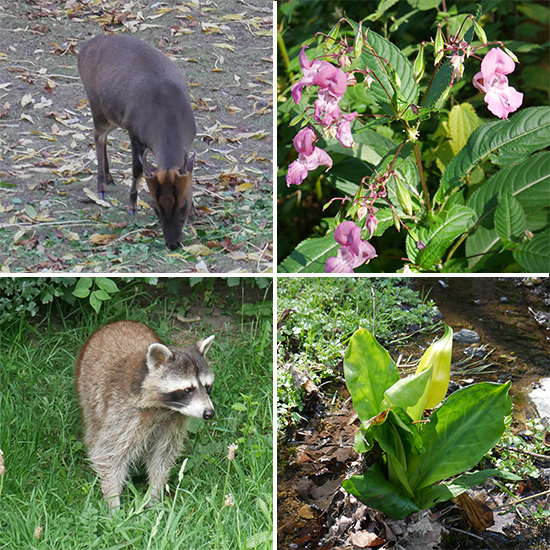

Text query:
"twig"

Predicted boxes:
[[493, 489, 550, 511], [498, 445, 550, 461], [448, 527, 484, 541], [0, 220, 89, 229]]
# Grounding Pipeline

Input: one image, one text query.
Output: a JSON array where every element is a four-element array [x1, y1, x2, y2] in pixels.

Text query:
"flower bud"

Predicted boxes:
[[395, 177, 413, 216], [415, 324, 453, 409], [434, 23, 445, 65], [354, 21, 363, 59], [413, 42, 425, 83], [365, 213, 377, 238]]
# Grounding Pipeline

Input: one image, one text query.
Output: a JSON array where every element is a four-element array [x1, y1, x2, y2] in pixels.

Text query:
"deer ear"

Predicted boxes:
[[197, 335, 214, 356], [146, 343, 173, 370]]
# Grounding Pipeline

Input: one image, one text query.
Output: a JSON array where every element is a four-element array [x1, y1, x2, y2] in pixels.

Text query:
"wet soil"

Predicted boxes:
[[277, 277, 550, 550], [0, 0, 273, 273]]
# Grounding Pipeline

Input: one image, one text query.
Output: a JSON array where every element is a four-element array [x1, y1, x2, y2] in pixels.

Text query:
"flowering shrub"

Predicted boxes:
[[278, 3, 550, 273]]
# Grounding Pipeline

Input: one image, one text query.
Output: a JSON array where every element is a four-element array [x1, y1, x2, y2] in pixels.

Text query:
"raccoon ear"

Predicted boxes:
[[197, 335, 215, 356], [147, 343, 173, 370]]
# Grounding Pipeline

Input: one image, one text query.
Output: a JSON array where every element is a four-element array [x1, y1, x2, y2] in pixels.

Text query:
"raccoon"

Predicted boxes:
[[74, 320, 215, 508]]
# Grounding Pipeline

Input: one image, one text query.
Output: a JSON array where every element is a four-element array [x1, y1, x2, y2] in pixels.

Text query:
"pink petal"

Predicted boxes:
[[325, 255, 355, 273], [314, 95, 341, 125], [293, 127, 315, 156], [286, 159, 308, 186], [481, 48, 516, 79], [333, 221, 358, 246], [313, 65, 347, 99], [302, 146, 333, 171], [336, 112, 357, 148]]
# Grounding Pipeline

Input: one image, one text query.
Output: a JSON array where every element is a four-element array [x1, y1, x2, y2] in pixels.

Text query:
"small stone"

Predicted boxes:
[[298, 504, 315, 519], [453, 329, 480, 344]]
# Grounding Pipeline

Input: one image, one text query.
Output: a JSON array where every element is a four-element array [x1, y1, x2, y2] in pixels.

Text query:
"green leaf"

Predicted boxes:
[[89, 292, 102, 313], [449, 103, 479, 155], [409, 205, 476, 269], [414, 469, 520, 510], [422, 58, 453, 110], [407, 0, 441, 10], [348, 20, 419, 111], [72, 277, 93, 298], [494, 191, 527, 243], [467, 151, 550, 226], [278, 235, 339, 273], [384, 366, 433, 422], [343, 464, 420, 519], [344, 328, 400, 421], [96, 278, 119, 294], [409, 381, 512, 492], [437, 107, 550, 203], [92, 289, 111, 302], [465, 226, 500, 271], [513, 233, 550, 272]]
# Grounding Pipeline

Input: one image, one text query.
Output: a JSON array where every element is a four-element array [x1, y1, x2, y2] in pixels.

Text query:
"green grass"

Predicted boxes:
[[0, 279, 273, 550]]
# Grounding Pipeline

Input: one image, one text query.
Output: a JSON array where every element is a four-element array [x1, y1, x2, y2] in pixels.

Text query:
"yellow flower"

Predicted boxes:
[[415, 324, 453, 409]]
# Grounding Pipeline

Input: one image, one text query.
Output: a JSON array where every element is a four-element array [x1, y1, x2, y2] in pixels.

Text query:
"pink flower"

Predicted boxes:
[[291, 47, 333, 104], [472, 48, 523, 120], [336, 112, 358, 148], [325, 221, 376, 273], [286, 127, 333, 187], [365, 213, 378, 238]]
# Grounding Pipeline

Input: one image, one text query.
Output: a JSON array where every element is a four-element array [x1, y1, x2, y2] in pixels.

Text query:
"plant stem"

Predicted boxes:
[[414, 142, 431, 213], [278, 27, 290, 73]]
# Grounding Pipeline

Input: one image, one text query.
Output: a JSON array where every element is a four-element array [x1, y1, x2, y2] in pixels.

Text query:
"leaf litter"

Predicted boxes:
[[0, 0, 273, 273]]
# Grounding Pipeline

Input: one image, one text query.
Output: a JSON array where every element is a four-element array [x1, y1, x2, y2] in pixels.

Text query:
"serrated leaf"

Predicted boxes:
[[422, 59, 453, 111], [407, 0, 441, 10], [278, 235, 339, 273], [465, 226, 500, 271], [348, 20, 419, 111], [513, 233, 550, 272], [410, 205, 477, 269], [437, 107, 550, 203], [449, 103, 478, 155], [494, 191, 526, 243]]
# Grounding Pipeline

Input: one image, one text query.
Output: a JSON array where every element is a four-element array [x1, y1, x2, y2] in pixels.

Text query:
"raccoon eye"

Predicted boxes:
[[182, 387, 195, 396]]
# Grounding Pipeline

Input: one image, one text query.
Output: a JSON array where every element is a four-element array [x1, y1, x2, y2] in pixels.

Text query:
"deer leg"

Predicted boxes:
[[129, 137, 146, 215]]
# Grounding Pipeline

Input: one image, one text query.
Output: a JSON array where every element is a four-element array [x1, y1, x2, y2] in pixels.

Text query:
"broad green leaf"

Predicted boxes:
[[324, 126, 395, 165], [465, 226, 500, 271], [494, 191, 527, 243], [278, 235, 339, 273], [343, 464, 420, 519], [513, 233, 550, 272], [348, 20, 419, 111], [414, 468, 521, 510], [449, 103, 479, 155], [96, 278, 119, 294], [437, 107, 550, 203], [415, 324, 453, 409], [384, 366, 433, 421], [408, 205, 477, 269], [344, 328, 400, 421], [467, 151, 550, 226], [409, 381, 512, 492], [72, 277, 93, 298]]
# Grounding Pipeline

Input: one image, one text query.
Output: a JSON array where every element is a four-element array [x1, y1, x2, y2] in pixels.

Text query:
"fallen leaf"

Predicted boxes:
[[349, 530, 385, 548], [89, 233, 117, 245], [83, 187, 111, 207], [213, 43, 235, 52], [21, 93, 33, 107], [236, 182, 254, 192], [454, 492, 494, 531], [182, 244, 213, 257]]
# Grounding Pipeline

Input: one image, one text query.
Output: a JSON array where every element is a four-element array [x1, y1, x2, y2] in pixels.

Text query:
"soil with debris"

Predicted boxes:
[[0, 0, 273, 273]]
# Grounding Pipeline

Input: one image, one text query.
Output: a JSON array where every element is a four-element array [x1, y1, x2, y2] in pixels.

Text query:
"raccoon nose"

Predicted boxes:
[[203, 409, 215, 420]]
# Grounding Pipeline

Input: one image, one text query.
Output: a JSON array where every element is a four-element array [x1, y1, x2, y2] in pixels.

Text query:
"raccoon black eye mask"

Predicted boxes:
[[75, 320, 215, 508]]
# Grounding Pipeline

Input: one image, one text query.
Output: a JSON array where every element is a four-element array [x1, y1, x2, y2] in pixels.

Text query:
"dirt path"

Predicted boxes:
[[0, 0, 273, 272]]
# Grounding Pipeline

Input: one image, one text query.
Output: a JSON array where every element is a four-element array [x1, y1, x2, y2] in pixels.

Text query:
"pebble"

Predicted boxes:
[[453, 329, 481, 344]]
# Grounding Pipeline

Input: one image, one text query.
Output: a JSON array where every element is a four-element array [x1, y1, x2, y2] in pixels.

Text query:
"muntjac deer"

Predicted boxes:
[[78, 35, 197, 249]]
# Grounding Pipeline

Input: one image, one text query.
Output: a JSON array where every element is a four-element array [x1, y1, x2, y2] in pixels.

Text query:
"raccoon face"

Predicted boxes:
[[161, 381, 215, 419], [141, 338, 215, 420]]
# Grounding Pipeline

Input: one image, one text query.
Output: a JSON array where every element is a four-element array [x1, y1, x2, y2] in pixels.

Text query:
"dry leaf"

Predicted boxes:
[[21, 93, 33, 107], [213, 43, 235, 52], [454, 492, 494, 531], [349, 530, 385, 548], [182, 244, 213, 257], [89, 233, 117, 245], [83, 187, 110, 208], [236, 182, 253, 192]]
